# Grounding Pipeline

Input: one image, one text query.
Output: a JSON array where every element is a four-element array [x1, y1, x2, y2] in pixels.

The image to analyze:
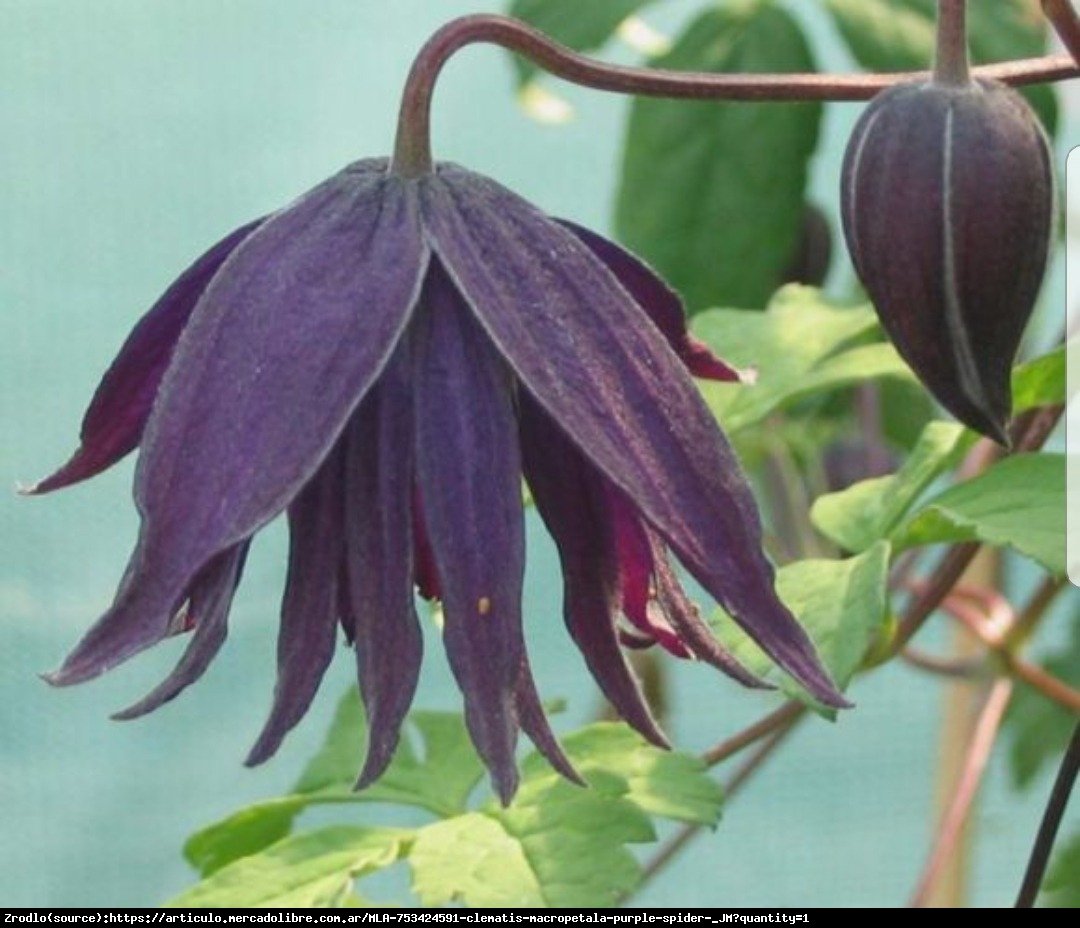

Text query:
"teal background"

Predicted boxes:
[[1, 0, 1076, 908]]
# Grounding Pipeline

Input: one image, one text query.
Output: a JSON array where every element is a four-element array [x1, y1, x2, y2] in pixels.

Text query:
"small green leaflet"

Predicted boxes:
[[692, 286, 913, 432], [811, 421, 968, 553], [1012, 346, 1066, 414], [711, 543, 892, 712], [616, 2, 821, 312], [894, 453, 1066, 575], [823, 0, 1058, 132]]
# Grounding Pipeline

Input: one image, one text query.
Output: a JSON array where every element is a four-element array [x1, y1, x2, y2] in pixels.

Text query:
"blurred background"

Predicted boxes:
[[1, 0, 1076, 907]]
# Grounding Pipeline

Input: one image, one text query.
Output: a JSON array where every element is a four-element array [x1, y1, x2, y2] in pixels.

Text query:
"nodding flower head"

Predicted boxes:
[[30, 158, 845, 803]]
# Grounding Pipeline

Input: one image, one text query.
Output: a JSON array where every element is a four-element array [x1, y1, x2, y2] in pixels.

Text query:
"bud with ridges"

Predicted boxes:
[[840, 78, 1054, 444]]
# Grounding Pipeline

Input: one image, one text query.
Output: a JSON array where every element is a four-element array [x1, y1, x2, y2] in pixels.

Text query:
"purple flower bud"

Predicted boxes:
[[841, 78, 1054, 444]]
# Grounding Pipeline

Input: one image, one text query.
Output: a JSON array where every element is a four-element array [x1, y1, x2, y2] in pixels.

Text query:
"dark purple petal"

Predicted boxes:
[[26, 219, 263, 495], [111, 541, 249, 720], [514, 656, 583, 785], [246, 443, 348, 767], [412, 262, 525, 805], [558, 220, 747, 384], [47, 161, 428, 686], [520, 398, 668, 749], [342, 348, 424, 790], [422, 167, 846, 709], [643, 528, 772, 690]]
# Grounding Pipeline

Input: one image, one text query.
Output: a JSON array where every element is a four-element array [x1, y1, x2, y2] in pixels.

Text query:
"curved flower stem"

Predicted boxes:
[[390, 14, 1080, 176], [1044, 0, 1080, 65], [910, 679, 1015, 907], [1016, 721, 1080, 907], [935, 1, 971, 86]]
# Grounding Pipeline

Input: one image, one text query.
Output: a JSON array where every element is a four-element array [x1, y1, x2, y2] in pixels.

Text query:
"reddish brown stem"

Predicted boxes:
[[702, 700, 805, 768], [390, 14, 1080, 176], [910, 680, 1015, 907], [935, 1, 971, 86], [1044, 0, 1080, 65]]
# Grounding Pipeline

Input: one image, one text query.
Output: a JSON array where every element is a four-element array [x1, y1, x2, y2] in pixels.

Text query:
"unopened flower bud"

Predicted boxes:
[[841, 78, 1054, 444]]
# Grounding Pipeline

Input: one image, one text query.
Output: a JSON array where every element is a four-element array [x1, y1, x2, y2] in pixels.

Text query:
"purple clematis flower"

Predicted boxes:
[[30, 158, 845, 802]]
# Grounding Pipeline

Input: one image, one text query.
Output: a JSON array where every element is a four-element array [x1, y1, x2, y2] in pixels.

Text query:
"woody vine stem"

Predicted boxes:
[[389, 0, 1079, 907]]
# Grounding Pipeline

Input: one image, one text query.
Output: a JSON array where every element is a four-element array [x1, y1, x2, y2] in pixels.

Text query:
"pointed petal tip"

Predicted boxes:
[[243, 740, 274, 768], [492, 767, 521, 808], [16, 480, 40, 497]]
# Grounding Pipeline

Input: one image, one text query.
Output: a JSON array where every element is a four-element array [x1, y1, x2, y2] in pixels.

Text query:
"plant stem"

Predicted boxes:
[[1044, 0, 1080, 65], [902, 647, 985, 679], [390, 14, 1079, 176], [632, 717, 803, 901], [1016, 722, 1080, 907], [702, 701, 805, 768], [935, 1, 971, 86], [910, 679, 1015, 907]]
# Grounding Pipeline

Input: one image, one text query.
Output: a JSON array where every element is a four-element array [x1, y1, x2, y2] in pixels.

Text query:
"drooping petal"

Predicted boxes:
[[341, 347, 424, 789], [643, 527, 773, 690], [246, 442, 348, 767], [520, 397, 668, 748], [514, 656, 583, 784], [26, 219, 263, 495], [422, 167, 846, 709], [111, 541, 249, 720], [608, 492, 693, 660], [47, 160, 429, 686], [558, 220, 747, 384], [412, 261, 526, 804]]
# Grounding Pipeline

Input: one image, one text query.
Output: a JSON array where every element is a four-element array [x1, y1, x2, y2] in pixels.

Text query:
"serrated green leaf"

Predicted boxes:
[[824, 0, 1057, 132], [1042, 829, 1080, 907], [529, 723, 723, 825], [408, 722, 720, 907], [1006, 621, 1080, 790], [693, 286, 913, 432], [508, 0, 660, 85], [168, 826, 407, 908], [894, 453, 1065, 574], [811, 421, 968, 552], [184, 693, 483, 877], [411, 763, 648, 906], [712, 543, 893, 710], [616, 2, 821, 312]]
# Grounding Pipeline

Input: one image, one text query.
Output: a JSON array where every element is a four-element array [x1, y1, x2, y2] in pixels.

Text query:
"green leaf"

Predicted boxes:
[[168, 826, 407, 908], [1042, 830, 1080, 907], [824, 0, 1058, 132], [1012, 347, 1067, 414], [693, 286, 913, 432], [712, 543, 892, 709], [409, 723, 721, 907], [508, 0, 660, 85], [184, 692, 483, 877], [536, 723, 723, 825], [615, 2, 822, 312], [811, 421, 968, 552], [894, 453, 1066, 574], [1005, 622, 1080, 790]]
